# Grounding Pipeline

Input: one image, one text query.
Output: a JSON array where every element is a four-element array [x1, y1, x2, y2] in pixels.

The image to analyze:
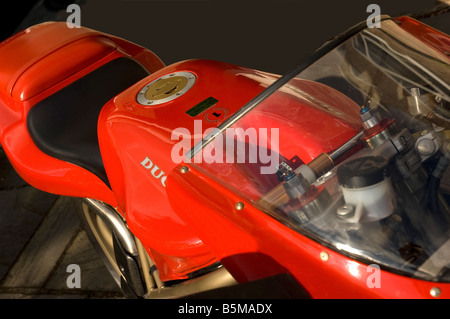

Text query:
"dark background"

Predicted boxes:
[[2, 0, 449, 75]]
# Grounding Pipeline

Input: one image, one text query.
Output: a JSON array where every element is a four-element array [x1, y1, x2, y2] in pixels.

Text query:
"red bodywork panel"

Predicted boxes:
[[167, 165, 450, 298], [98, 58, 361, 280], [0, 18, 449, 296], [0, 22, 164, 207], [98, 59, 278, 279]]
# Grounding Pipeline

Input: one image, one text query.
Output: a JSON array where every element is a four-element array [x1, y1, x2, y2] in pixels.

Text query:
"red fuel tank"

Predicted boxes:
[[98, 59, 278, 279], [98, 59, 361, 280]]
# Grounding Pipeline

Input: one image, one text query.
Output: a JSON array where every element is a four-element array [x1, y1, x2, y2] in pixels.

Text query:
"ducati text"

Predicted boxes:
[[140, 157, 167, 187]]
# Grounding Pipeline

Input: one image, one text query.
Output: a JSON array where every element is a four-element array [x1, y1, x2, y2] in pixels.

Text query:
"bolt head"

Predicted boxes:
[[180, 166, 189, 173], [320, 251, 329, 261], [430, 287, 441, 298], [235, 202, 244, 210]]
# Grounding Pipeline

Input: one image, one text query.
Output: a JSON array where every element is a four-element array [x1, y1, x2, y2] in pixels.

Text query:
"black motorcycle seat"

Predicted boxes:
[[27, 57, 150, 186]]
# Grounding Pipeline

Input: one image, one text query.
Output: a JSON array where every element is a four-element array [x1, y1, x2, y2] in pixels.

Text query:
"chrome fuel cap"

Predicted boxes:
[[137, 71, 196, 106]]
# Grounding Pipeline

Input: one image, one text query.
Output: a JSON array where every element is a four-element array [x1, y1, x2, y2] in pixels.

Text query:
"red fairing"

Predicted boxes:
[[98, 58, 361, 280], [98, 59, 278, 280], [167, 165, 450, 298]]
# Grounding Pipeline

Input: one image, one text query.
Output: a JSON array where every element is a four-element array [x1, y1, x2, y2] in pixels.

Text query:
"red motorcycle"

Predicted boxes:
[[0, 14, 449, 299]]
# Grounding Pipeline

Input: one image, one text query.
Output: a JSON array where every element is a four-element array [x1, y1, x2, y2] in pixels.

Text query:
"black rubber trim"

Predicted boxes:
[[27, 57, 150, 186]]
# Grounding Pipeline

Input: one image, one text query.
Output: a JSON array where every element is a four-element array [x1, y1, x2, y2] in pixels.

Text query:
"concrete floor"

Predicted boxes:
[[0, 1, 448, 299], [0, 149, 124, 298]]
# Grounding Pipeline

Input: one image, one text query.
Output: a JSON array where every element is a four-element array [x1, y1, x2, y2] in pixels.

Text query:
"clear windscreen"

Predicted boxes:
[[191, 18, 450, 282]]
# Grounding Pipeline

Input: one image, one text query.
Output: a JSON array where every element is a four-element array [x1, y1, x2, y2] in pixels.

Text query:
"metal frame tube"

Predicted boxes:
[[82, 198, 138, 256]]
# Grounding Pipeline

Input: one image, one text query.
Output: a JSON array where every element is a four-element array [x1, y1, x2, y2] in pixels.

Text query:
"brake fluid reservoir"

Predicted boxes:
[[337, 156, 394, 222]]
